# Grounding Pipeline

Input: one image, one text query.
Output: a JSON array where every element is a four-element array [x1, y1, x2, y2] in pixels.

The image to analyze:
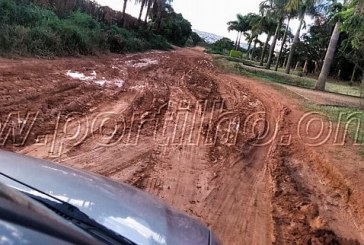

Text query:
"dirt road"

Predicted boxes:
[[1, 48, 364, 244], [281, 84, 362, 108]]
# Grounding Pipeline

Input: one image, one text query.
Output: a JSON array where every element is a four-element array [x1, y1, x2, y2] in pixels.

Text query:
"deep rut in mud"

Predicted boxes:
[[1, 48, 364, 244]]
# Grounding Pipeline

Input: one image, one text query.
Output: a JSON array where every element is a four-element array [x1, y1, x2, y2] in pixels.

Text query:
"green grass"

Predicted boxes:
[[325, 82, 363, 97], [215, 56, 317, 88], [216, 56, 363, 98], [305, 104, 364, 145]]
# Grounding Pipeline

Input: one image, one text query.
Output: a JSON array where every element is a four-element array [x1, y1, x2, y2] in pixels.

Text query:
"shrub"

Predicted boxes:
[[0, 0, 172, 56], [108, 34, 126, 53], [27, 26, 61, 55], [229, 50, 242, 59], [208, 38, 235, 55]]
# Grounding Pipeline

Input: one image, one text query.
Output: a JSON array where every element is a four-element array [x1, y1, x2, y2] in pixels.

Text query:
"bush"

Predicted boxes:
[[105, 25, 171, 53], [208, 38, 235, 55], [229, 50, 242, 58], [27, 26, 61, 55], [158, 13, 192, 46], [0, 0, 172, 56], [205, 49, 225, 55]]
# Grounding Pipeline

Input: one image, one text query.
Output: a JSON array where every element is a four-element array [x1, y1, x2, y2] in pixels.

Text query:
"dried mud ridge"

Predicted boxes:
[[1, 48, 364, 244]]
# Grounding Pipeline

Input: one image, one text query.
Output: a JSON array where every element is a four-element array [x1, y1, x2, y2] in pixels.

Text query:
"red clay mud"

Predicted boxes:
[[1, 48, 364, 244]]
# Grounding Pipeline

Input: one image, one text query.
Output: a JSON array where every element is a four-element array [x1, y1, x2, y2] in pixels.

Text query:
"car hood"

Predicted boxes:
[[0, 150, 210, 245]]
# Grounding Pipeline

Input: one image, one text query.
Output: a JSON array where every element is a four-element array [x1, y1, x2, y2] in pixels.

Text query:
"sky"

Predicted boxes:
[[95, 0, 308, 44]]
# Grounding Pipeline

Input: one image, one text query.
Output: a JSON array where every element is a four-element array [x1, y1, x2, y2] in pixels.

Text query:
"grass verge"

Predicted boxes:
[[214, 56, 363, 98], [305, 104, 364, 145]]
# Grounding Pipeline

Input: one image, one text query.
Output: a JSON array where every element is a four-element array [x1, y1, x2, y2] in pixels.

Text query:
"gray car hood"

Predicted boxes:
[[0, 150, 210, 245]]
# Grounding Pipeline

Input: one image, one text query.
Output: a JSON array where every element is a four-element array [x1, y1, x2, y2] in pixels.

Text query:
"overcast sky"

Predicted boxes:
[[95, 0, 306, 43]]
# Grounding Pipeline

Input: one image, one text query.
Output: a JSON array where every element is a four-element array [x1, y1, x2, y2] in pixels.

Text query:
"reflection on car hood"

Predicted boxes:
[[0, 150, 209, 245]]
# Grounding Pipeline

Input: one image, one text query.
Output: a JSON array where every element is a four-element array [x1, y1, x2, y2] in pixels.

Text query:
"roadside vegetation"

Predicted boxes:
[[208, 0, 363, 95], [306, 104, 364, 144], [214, 55, 363, 97], [0, 0, 196, 56]]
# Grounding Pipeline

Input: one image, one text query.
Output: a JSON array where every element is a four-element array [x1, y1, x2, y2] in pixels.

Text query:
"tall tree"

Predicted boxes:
[[245, 33, 255, 58], [315, 0, 347, 90], [227, 14, 250, 50], [284, 0, 321, 74], [255, 14, 277, 65], [144, 0, 154, 23], [250, 36, 259, 60], [260, 0, 290, 69], [315, 22, 340, 90], [244, 13, 262, 58], [137, 0, 147, 24], [265, 17, 283, 68], [150, 0, 173, 31], [260, 24, 277, 65], [121, 0, 129, 26], [228, 20, 240, 48], [275, 17, 291, 70]]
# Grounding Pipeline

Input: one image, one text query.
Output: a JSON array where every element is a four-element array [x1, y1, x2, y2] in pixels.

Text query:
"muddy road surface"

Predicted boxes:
[[1, 48, 364, 244]]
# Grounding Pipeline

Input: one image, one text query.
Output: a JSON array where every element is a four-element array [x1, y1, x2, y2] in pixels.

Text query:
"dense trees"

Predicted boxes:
[[0, 0, 194, 56]]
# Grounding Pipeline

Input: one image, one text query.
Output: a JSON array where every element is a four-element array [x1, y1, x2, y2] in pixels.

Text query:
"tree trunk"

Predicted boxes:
[[266, 18, 283, 69], [237, 32, 243, 50], [283, 55, 288, 68], [144, 0, 152, 23], [285, 14, 304, 74], [315, 22, 341, 91], [275, 17, 290, 71], [121, 0, 128, 27], [235, 32, 239, 49], [260, 33, 271, 66], [303, 59, 308, 75], [138, 0, 146, 24], [246, 40, 252, 58], [295, 61, 300, 70], [351, 64, 357, 83], [250, 37, 258, 60]]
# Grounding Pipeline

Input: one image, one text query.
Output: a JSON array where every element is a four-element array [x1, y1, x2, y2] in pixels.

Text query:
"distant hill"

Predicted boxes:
[[193, 30, 225, 44], [193, 29, 248, 49]]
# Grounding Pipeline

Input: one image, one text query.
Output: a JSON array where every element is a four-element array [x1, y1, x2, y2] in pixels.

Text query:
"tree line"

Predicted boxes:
[[0, 0, 194, 56], [227, 0, 364, 91]]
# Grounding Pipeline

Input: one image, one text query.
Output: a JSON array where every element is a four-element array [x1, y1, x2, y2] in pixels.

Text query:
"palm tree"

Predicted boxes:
[[227, 20, 240, 49], [265, 17, 284, 69], [150, 0, 173, 31], [245, 32, 255, 58], [274, 17, 291, 71], [244, 13, 261, 58], [284, 0, 320, 74], [121, 0, 130, 26], [314, 22, 340, 90], [315, 0, 347, 91], [250, 36, 260, 60], [144, 0, 154, 23], [259, 17, 278, 65], [137, 0, 147, 24], [228, 14, 249, 50], [260, 0, 291, 69]]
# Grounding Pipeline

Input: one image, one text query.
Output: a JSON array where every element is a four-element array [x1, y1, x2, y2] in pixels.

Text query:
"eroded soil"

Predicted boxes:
[[1, 47, 364, 244]]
